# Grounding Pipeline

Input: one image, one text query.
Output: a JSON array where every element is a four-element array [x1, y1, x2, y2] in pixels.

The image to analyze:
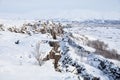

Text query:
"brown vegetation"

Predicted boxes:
[[7, 21, 64, 39], [87, 40, 120, 60]]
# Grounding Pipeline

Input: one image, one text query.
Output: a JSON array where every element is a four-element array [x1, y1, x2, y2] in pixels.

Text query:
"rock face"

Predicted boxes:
[[29, 21, 120, 80], [43, 41, 61, 69], [49, 41, 60, 52], [59, 32, 120, 80], [59, 33, 101, 80], [88, 54, 120, 80], [0, 24, 5, 31], [15, 40, 20, 44], [5, 20, 120, 80]]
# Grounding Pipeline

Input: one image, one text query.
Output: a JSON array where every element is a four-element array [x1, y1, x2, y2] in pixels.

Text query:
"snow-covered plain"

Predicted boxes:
[[67, 24, 120, 67], [68, 26, 120, 54], [0, 20, 120, 80]]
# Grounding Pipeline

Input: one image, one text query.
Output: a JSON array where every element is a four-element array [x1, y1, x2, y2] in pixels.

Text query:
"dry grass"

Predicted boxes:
[[33, 42, 44, 66], [87, 40, 108, 51], [87, 40, 120, 60], [7, 21, 64, 38]]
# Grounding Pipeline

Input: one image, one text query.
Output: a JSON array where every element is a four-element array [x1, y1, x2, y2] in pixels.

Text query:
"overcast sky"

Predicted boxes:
[[0, 0, 120, 20]]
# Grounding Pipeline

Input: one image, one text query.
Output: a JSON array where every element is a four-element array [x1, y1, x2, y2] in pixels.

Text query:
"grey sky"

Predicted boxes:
[[0, 0, 120, 19]]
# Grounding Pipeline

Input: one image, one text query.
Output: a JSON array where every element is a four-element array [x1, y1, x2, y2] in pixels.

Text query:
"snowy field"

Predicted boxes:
[[0, 31, 78, 80], [0, 0, 120, 80], [0, 20, 120, 80], [67, 24, 120, 67], [68, 25, 120, 54]]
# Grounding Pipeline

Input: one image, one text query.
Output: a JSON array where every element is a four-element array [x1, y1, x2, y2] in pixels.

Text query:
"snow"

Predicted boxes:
[[68, 26, 120, 54], [0, 19, 33, 28], [82, 63, 109, 80], [0, 25, 79, 80], [0, 20, 120, 80], [66, 25, 120, 67], [0, 60, 78, 80]]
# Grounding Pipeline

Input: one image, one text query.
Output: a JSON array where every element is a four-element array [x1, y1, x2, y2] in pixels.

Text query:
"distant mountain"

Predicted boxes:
[[80, 19, 120, 25], [50, 18, 120, 25]]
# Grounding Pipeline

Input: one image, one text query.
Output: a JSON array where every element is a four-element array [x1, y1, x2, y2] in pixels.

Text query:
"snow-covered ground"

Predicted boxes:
[[0, 20, 120, 80], [68, 26, 120, 54], [0, 31, 79, 80], [67, 25, 120, 67]]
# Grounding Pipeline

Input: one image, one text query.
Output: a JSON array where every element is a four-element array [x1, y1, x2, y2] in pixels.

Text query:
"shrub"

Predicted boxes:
[[87, 40, 108, 51], [33, 42, 44, 66], [87, 40, 120, 60]]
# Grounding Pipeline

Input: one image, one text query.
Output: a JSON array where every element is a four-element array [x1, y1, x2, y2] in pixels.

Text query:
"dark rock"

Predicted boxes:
[[84, 76, 90, 80], [98, 61, 106, 70], [92, 77, 100, 80], [15, 40, 20, 44]]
